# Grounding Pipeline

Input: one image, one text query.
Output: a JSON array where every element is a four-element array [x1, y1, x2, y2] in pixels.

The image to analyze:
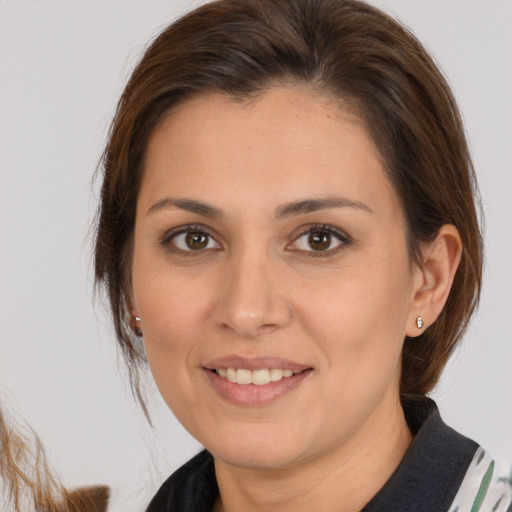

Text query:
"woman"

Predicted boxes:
[[94, 0, 512, 510]]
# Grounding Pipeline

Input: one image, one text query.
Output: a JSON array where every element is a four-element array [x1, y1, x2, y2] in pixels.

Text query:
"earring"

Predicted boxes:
[[416, 316, 424, 329], [134, 316, 143, 337]]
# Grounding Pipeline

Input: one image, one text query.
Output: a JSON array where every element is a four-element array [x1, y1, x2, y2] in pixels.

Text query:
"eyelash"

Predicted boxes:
[[160, 223, 351, 257], [160, 224, 221, 256], [288, 224, 351, 257]]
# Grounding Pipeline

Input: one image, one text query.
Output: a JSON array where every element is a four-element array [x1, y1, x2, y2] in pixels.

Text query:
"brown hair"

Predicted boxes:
[[0, 403, 109, 512], [94, 0, 483, 404]]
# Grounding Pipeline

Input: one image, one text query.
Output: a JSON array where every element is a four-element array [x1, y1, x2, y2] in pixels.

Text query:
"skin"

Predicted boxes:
[[131, 86, 461, 511]]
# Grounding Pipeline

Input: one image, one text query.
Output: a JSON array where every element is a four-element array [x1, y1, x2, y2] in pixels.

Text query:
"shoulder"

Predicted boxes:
[[448, 447, 512, 512]]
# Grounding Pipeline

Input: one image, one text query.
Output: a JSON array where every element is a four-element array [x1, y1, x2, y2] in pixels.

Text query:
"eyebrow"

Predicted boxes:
[[147, 197, 222, 217], [275, 197, 372, 218], [147, 196, 372, 218]]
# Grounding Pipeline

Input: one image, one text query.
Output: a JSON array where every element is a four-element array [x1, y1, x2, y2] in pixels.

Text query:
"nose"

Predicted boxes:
[[211, 250, 292, 338]]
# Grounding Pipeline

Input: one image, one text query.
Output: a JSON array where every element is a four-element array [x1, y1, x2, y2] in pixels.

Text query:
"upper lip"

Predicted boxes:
[[203, 355, 311, 372]]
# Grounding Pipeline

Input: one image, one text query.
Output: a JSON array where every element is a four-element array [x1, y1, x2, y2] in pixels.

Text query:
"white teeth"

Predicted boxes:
[[252, 369, 270, 385], [216, 367, 300, 385], [226, 368, 237, 383], [269, 368, 283, 382], [236, 369, 252, 385]]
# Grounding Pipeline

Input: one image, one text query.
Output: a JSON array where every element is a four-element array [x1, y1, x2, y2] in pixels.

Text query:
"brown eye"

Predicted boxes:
[[185, 232, 209, 250], [308, 231, 331, 251], [169, 229, 221, 252], [289, 226, 349, 255]]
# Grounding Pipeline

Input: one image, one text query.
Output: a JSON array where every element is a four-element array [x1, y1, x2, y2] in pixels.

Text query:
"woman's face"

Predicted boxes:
[[132, 87, 422, 469]]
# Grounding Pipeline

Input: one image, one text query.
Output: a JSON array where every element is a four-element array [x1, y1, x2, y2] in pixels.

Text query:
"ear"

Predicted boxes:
[[126, 284, 139, 324], [129, 306, 142, 336], [126, 283, 143, 335], [406, 224, 462, 337]]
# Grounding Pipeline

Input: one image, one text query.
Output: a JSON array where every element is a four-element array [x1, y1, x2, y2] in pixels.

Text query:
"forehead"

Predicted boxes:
[[140, 86, 399, 218]]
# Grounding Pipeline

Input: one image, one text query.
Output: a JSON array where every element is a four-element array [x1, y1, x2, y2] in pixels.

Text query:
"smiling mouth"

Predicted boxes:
[[214, 368, 303, 385]]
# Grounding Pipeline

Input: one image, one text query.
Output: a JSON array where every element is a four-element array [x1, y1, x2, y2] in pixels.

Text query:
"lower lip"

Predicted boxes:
[[204, 369, 312, 407]]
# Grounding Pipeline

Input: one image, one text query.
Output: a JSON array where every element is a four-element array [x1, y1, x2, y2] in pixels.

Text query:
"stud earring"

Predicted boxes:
[[416, 316, 424, 329], [134, 316, 143, 337]]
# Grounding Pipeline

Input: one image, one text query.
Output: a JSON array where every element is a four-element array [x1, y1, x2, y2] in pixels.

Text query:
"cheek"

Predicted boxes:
[[131, 251, 214, 389], [133, 248, 212, 335], [133, 276, 210, 416], [297, 254, 412, 373]]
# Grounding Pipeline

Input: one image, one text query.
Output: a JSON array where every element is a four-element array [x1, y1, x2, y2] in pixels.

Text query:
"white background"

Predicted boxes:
[[0, 1, 510, 510]]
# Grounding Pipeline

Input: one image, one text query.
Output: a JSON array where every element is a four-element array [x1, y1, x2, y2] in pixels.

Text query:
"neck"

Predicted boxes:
[[213, 398, 412, 512]]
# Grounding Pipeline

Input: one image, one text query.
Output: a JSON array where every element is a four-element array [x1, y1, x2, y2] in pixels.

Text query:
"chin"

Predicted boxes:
[[200, 422, 315, 471], [213, 445, 301, 471]]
